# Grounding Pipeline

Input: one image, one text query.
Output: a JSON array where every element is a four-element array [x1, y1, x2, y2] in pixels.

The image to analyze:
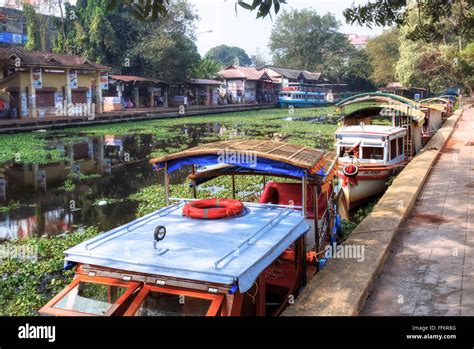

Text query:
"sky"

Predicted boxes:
[[188, 0, 386, 59]]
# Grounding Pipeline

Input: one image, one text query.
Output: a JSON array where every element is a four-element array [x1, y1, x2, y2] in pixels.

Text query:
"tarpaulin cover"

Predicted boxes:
[[158, 154, 311, 178]]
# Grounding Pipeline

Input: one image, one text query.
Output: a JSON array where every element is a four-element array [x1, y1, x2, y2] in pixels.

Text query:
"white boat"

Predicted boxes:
[[335, 125, 408, 209], [334, 92, 430, 209]]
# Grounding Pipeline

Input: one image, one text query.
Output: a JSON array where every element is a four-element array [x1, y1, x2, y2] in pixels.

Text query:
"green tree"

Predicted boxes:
[[204, 45, 252, 67], [459, 43, 474, 94], [396, 38, 459, 94], [268, 9, 353, 82], [342, 48, 375, 92], [190, 59, 221, 79], [54, 0, 199, 82], [24, 4, 40, 51], [343, 0, 473, 46], [366, 28, 400, 86], [132, 31, 200, 81]]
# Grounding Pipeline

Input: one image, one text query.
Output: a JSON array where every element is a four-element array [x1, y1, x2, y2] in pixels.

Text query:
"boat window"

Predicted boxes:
[[362, 146, 384, 160], [39, 275, 141, 316], [133, 291, 211, 316], [124, 285, 224, 317], [53, 282, 127, 315], [390, 139, 397, 159], [339, 146, 353, 157]]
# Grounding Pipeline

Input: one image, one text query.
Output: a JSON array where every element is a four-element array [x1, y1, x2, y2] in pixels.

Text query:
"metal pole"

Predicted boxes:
[[314, 184, 319, 253], [302, 177, 307, 217], [231, 175, 236, 199], [262, 175, 266, 188], [164, 162, 170, 206]]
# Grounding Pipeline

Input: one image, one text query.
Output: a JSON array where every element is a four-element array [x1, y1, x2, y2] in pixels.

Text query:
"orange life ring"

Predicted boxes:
[[342, 164, 359, 177], [182, 198, 244, 219]]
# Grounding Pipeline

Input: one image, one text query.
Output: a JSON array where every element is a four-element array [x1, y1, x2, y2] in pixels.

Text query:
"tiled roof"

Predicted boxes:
[[346, 34, 369, 46], [110, 75, 164, 83], [0, 47, 109, 70], [218, 65, 270, 81], [298, 70, 321, 81], [262, 65, 322, 82]]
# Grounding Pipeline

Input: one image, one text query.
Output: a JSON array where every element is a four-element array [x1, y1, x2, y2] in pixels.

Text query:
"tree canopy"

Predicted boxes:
[[204, 45, 252, 67], [53, 0, 201, 82], [268, 9, 373, 90], [366, 28, 400, 87], [269, 10, 349, 76], [102, 0, 473, 47]]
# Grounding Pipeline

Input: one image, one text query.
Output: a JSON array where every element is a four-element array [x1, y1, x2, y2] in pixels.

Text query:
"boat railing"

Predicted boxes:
[[169, 198, 304, 210], [85, 202, 183, 251], [212, 207, 303, 270]]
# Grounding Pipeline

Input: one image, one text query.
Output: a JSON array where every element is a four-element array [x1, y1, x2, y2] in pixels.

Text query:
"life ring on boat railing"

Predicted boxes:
[[182, 198, 244, 219], [342, 163, 359, 177]]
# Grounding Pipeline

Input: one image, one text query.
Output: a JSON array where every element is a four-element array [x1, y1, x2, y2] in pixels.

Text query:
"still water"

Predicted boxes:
[[1, 120, 334, 241]]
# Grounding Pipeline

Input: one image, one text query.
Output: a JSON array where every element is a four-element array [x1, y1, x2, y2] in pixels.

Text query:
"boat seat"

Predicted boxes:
[[259, 182, 328, 219]]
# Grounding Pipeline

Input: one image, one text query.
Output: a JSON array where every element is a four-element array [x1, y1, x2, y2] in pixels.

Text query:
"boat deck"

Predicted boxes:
[[64, 201, 310, 292]]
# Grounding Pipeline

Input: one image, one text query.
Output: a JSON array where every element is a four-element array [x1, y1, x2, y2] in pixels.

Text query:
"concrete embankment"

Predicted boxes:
[[283, 106, 467, 316], [0, 104, 276, 134]]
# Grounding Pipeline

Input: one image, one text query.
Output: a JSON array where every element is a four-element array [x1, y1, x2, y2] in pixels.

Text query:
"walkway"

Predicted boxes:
[[362, 105, 474, 316]]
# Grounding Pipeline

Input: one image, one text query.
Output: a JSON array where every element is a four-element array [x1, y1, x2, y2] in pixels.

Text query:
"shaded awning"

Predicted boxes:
[[109, 75, 165, 84], [150, 140, 333, 179]]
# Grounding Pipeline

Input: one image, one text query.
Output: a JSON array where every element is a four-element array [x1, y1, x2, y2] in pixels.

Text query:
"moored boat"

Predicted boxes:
[[335, 125, 407, 209], [334, 92, 427, 209], [39, 140, 342, 317]]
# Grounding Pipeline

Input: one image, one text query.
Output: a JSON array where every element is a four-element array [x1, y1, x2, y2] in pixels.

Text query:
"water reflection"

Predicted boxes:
[[0, 121, 334, 241]]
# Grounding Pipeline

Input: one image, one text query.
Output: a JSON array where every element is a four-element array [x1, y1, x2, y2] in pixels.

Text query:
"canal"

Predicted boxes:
[[0, 107, 338, 241]]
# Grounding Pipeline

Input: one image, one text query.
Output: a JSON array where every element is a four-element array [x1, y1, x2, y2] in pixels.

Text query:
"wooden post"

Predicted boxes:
[[149, 84, 154, 108], [164, 162, 170, 206], [30, 67, 36, 118], [262, 175, 266, 189], [134, 85, 139, 109], [231, 175, 236, 199], [65, 68, 72, 114], [95, 71, 103, 115], [256, 274, 266, 316]]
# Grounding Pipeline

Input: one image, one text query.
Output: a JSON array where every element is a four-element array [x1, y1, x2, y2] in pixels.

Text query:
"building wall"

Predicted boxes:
[[0, 72, 20, 89], [0, 68, 98, 118]]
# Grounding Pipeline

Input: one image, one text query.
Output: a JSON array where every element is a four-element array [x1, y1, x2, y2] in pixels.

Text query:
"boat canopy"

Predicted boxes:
[[421, 104, 445, 112], [150, 140, 331, 179], [420, 97, 452, 105], [336, 92, 420, 109], [342, 103, 425, 123], [63, 201, 310, 292]]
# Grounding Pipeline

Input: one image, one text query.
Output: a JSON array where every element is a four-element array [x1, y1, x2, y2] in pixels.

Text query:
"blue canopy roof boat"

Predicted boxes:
[[40, 140, 341, 316]]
